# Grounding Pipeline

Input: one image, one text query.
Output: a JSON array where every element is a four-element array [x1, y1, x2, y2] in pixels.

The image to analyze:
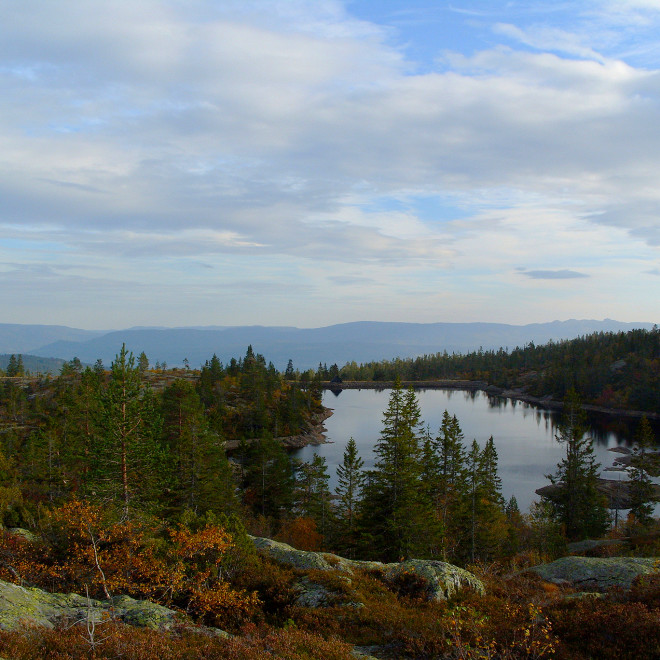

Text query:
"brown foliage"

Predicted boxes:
[[0, 500, 260, 629], [548, 597, 660, 660], [0, 620, 356, 660], [275, 517, 323, 551]]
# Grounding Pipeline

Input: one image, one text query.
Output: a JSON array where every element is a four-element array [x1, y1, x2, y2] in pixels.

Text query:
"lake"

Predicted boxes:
[[292, 388, 657, 514]]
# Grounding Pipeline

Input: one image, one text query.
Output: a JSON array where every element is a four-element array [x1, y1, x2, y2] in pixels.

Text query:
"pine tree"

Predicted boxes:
[[544, 390, 609, 540], [93, 344, 163, 516], [333, 438, 365, 557]]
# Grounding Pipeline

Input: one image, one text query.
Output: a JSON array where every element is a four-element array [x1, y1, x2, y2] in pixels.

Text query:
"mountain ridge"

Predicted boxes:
[[4, 319, 654, 371]]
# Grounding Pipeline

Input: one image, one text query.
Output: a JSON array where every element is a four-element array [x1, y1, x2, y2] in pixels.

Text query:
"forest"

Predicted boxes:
[[0, 336, 657, 658], [337, 326, 660, 415]]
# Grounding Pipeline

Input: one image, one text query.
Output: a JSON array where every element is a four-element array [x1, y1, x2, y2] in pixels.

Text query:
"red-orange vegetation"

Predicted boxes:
[[276, 517, 323, 551], [0, 620, 356, 660], [0, 500, 260, 629]]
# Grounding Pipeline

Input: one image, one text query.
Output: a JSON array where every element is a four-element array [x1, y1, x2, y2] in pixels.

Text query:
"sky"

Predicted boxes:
[[1, 0, 659, 330]]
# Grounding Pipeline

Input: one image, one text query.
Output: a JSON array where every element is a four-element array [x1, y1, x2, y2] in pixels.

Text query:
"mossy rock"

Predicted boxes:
[[6, 527, 39, 543], [110, 595, 179, 630], [0, 580, 97, 630], [251, 537, 485, 601], [251, 537, 355, 573], [0, 580, 183, 632], [383, 559, 485, 601], [528, 556, 659, 590]]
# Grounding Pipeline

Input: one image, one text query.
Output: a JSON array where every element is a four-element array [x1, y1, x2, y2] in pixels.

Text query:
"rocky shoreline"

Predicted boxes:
[[224, 407, 334, 453]]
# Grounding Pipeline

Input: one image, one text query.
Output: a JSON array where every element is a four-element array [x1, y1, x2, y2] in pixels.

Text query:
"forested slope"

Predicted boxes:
[[339, 327, 660, 414]]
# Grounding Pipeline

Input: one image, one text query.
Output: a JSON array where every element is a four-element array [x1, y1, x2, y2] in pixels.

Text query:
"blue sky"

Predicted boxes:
[[1, 0, 659, 329]]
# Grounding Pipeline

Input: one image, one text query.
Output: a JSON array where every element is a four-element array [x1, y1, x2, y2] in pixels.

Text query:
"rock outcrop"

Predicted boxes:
[[0, 580, 179, 631], [527, 556, 659, 591], [251, 536, 485, 603]]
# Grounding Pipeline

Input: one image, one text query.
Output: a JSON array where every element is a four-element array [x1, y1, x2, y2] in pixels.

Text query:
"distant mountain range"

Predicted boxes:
[[0, 319, 655, 372]]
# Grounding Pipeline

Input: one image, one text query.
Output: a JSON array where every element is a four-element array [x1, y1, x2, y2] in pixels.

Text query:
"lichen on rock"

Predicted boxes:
[[251, 536, 485, 604], [528, 556, 659, 591], [0, 579, 185, 632], [383, 559, 486, 601]]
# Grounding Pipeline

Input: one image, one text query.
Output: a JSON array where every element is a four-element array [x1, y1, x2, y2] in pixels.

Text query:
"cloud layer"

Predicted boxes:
[[0, 0, 658, 328]]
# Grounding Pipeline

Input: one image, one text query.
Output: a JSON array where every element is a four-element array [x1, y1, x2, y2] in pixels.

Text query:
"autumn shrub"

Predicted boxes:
[[0, 620, 356, 660], [275, 517, 323, 551], [548, 597, 660, 659], [301, 568, 356, 600], [231, 554, 298, 624], [0, 528, 51, 586], [0, 500, 261, 630], [629, 571, 660, 609]]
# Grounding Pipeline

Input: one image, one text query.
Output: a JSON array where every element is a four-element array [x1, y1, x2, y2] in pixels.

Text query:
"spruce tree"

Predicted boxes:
[[333, 437, 364, 558], [242, 434, 294, 520], [6, 355, 18, 377], [360, 380, 431, 560], [294, 453, 332, 538], [545, 390, 609, 540], [161, 379, 236, 516], [431, 411, 469, 561]]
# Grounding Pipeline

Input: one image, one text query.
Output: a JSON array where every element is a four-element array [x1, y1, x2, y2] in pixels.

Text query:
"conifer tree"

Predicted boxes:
[[544, 390, 609, 540], [627, 416, 657, 530], [161, 379, 236, 516], [431, 410, 469, 560], [5, 355, 18, 377], [93, 344, 163, 516], [242, 434, 294, 520], [137, 352, 149, 374], [294, 453, 332, 538], [360, 380, 431, 560], [504, 495, 524, 556], [333, 438, 364, 557], [58, 366, 102, 495]]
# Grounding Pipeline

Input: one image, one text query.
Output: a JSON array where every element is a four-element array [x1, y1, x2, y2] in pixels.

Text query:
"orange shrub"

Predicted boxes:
[[0, 500, 260, 630], [275, 517, 323, 551]]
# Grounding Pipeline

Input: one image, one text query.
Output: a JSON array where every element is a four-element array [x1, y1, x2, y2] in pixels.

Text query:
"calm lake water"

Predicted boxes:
[[292, 388, 657, 514]]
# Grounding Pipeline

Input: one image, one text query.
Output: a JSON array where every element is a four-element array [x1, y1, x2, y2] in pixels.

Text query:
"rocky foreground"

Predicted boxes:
[[0, 534, 656, 640]]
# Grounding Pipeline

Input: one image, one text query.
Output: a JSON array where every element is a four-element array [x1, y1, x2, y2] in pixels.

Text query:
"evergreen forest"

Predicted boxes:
[[338, 326, 660, 415]]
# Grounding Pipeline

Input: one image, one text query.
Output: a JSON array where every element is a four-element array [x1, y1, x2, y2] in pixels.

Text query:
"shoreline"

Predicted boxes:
[[320, 380, 660, 421], [224, 406, 334, 453]]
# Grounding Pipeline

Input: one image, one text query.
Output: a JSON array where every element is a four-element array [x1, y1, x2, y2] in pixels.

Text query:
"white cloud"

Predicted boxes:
[[0, 0, 658, 326], [494, 23, 607, 62]]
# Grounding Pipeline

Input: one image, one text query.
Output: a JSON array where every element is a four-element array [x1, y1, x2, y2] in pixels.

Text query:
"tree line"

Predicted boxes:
[[334, 327, 660, 414]]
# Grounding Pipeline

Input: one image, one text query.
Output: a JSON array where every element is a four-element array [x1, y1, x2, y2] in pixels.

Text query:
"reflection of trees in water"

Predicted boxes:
[[486, 395, 506, 410], [488, 393, 660, 449], [535, 410, 557, 434]]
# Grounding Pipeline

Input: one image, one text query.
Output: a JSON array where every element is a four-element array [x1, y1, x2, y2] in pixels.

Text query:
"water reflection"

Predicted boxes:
[[293, 388, 659, 515]]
